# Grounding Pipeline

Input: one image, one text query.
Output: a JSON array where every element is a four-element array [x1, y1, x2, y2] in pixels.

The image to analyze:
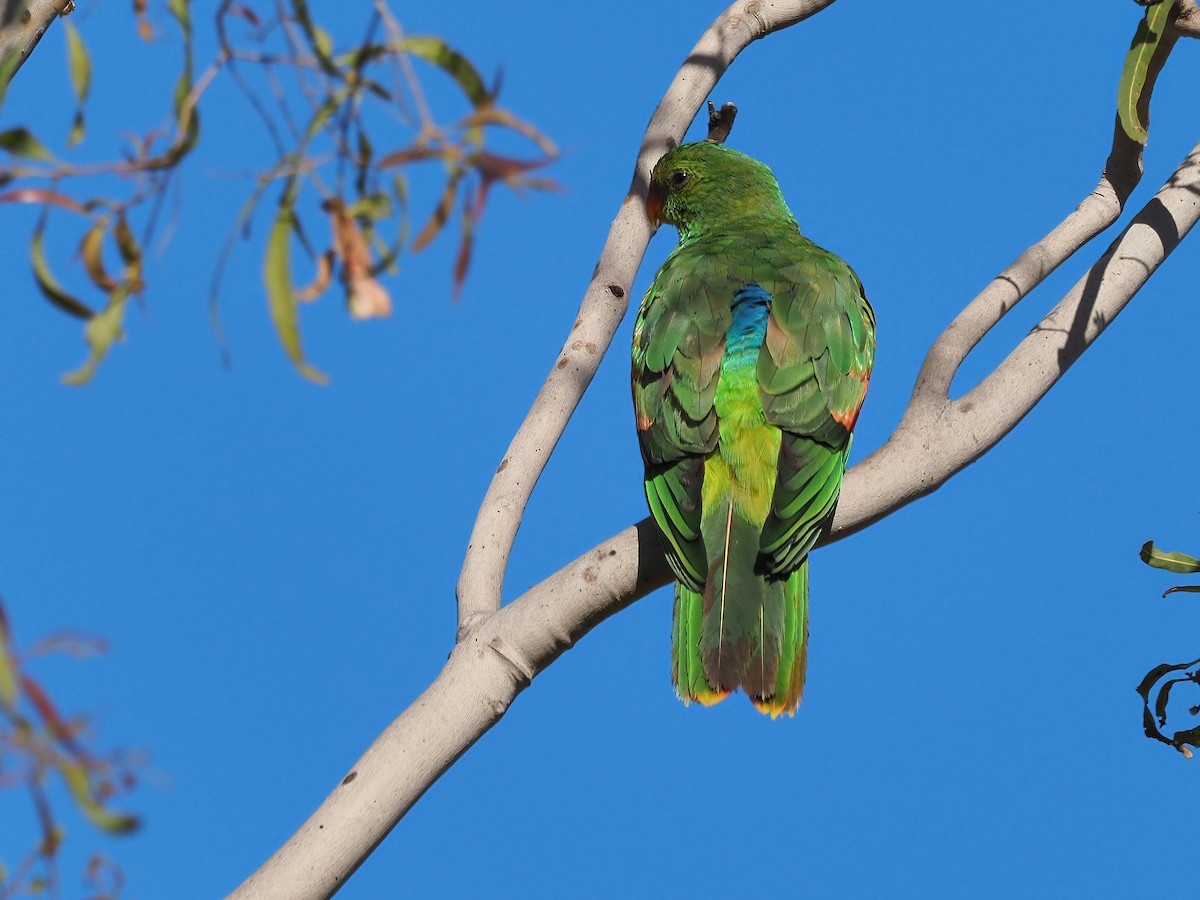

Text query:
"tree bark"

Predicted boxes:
[[0, 0, 70, 86], [231, 2, 1196, 897]]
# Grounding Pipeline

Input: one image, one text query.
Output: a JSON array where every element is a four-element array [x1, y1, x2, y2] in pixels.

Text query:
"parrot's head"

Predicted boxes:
[[645, 141, 795, 239]]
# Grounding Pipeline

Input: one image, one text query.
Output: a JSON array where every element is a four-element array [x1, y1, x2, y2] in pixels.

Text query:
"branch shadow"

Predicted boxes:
[[1053, 197, 1181, 374]]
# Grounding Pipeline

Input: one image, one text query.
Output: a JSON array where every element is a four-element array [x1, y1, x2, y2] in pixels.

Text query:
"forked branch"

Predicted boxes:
[[233, 3, 1197, 897]]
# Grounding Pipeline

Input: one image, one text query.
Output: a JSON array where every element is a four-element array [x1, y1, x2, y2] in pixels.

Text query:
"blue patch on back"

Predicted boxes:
[[725, 284, 771, 358]]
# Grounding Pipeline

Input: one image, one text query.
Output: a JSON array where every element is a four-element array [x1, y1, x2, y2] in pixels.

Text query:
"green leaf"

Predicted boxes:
[[400, 36, 489, 107], [263, 202, 328, 384], [64, 20, 91, 104], [0, 602, 18, 712], [368, 174, 408, 277], [61, 288, 130, 386], [1117, 0, 1172, 144], [167, 0, 191, 34], [254, 88, 350, 382], [0, 127, 54, 161], [289, 0, 338, 77], [356, 126, 373, 166], [0, 47, 21, 114], [31, 222, 93, 320], [68, 110, 85, 148], [64, 20, 90, 147], [171, 69, 200, 159], [1140, 540, 1200, 574], [313, 26, 333, 60], [59, 761, 139, 834], [345, 192, 393, 222]]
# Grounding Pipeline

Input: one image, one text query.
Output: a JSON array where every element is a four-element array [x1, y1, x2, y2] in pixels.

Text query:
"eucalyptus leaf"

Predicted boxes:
[[263, 202, 328, 384], [400, 36, 489, 107], [60, 762, 139, 834], [31, 223, 93, 320], [68, 110, 85, 148], [61, 288, 129, 386], [1140, 540, 1200, 574], [64, 20, 91, 104], [1116, 0, 1172, 144], [0, 606, 18, 712], [0, 127, 54, 161]]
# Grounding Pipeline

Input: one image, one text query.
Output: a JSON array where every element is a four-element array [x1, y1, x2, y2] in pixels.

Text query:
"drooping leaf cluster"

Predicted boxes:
[[0, 0, 556, 383], [0, 596, 140, 899]]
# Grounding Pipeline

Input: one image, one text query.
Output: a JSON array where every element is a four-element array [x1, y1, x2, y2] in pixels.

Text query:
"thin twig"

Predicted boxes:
[[373, 0, 434, 135]]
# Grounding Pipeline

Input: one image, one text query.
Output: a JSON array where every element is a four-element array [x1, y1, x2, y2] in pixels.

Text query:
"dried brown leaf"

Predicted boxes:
[[376, 144, 453, 169], [296, 250, 333, 303], [411, 174, 460, 252], [0, 189, 91, 216], [347, 274, 391, 320], [460, 106, 558, 157]]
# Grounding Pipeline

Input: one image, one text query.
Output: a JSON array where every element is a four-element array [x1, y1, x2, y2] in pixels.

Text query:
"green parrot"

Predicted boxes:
[[632, 141, 875, 716]]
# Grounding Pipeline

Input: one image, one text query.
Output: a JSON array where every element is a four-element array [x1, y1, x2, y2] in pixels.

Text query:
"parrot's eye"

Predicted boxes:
[[668, 169, 691, 189]]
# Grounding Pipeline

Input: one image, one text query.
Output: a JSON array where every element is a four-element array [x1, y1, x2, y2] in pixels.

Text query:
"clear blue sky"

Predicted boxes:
[[2, 2, 1199, 897]]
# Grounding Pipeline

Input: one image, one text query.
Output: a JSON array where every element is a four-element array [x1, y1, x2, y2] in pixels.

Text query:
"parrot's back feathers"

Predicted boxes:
[[634, 141, 875, 716]]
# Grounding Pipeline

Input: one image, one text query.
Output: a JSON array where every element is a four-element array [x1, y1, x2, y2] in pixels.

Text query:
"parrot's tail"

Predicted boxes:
[[672, 584, 729, 707], [671, 511, 809, 716], [750, 562, 809, 718]]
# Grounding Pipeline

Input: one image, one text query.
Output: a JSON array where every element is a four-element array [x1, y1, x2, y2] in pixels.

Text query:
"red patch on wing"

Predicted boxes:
[[831, 373, 871, 431]]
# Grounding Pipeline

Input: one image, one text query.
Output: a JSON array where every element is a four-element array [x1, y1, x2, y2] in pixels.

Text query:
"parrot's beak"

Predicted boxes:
[[645, 185, 664, 227]]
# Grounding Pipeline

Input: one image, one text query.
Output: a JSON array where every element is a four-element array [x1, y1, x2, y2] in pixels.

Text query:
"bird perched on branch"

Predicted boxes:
[[633, 138, 874, 716]]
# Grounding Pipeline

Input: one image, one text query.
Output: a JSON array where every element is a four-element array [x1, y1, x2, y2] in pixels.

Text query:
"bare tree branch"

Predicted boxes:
[[233, 1, 841, 895], [454, 0, 838, 638], [706, 100, 738, 143], [832, 136, 1200, 538], [1174, 0, 1200, 36], [829, 31, 1181, 539], [232, 130, 1200, 899], [232, 3, 1198, 896], [0, 0, 70, 83], [245, 124, 1184, 900], [232, 519, 673, 900]]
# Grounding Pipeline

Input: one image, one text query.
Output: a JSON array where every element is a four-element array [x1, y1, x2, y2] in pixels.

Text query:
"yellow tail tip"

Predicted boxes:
[[751, 695, 801, 719], [677, 687, 731, 707]]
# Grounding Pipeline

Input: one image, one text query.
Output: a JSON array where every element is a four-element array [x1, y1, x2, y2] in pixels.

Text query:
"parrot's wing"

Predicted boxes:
[[756, 246, 875, 576], [632, 250, 730, 591]]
